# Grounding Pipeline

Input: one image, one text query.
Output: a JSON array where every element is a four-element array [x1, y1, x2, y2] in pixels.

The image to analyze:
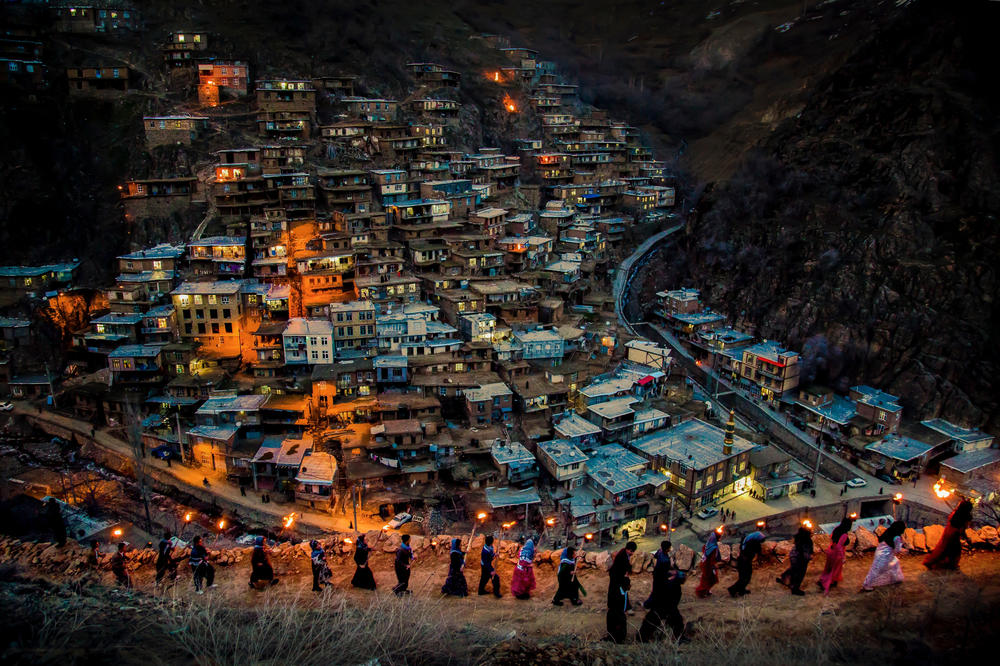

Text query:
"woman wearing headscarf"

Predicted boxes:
[[728, 530, 765, 597], [924, 500, 973, 571], [643, 541, 674, 609], [695, 528, 722, 598], [249, 535, 279, 588], [552, 545, 583, 606], [862, 520, 906, 591], [777, 527, 814, 596], [441, 537, 468, 597], [510, 537, 537, 600], [606, 541, 636, 642], [818, 517, 854, 594], [638, 559, 687, 643], [310, 540, 331, 592], [351, 534, 377, 590]]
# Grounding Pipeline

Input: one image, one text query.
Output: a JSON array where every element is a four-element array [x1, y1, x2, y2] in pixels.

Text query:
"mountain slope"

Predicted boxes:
[[646, 0, 1000, 430]]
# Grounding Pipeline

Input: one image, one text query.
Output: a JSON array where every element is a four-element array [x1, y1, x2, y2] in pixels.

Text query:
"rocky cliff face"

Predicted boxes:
[[646, 0, 1000, 431]]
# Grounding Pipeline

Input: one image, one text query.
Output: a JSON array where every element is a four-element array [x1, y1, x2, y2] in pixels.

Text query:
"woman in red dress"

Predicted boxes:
[[924, 500, 973, 570], [818, 517, 854, 594], [695, 528, 722, 598]]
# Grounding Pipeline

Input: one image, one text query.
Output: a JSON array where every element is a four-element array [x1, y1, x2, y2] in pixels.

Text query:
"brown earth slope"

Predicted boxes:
[[2, 529, 999, 665]]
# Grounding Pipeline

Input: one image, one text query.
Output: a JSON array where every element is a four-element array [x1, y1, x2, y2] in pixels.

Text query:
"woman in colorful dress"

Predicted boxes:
[[695, 528, 722, 598], [924, 500, 973, 571], [441, 537, 469, 597], [818, 517, 854, 594], [862, 520, 906, 591], [510, 538, 537, 600]]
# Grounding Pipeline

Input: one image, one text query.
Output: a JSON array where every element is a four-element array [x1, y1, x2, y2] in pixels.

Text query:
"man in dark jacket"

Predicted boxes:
[[728, 531, 765, 597], [189, 535, 215, 593], [606, 541, 636, 643], [393, 534, 414, 595], [478, 535, 501, 597], [46, 498, 66, 547]]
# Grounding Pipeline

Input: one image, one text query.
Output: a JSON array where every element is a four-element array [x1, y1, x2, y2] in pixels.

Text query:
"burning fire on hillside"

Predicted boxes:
[[503, 94, 517, 113]]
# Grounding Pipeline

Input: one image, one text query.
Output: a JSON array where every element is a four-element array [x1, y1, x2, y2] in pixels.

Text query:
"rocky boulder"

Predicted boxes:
[[924, 524, 945, 550], [596, 551, 613, 571], [811, 534, 832, 553], [717, 544, 731, 564], [911, 531, 927, 552], [382, 532, 402, 552], [774, 540, 793, 557], [964, 528, 984, 546], [675, 544, 696, 570], [979, 525, 999, 546], [855, 527, 878, 552]]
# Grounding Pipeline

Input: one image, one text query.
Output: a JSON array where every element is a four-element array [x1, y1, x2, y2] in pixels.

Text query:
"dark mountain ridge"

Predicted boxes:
[[645, 0, 1000, 431]]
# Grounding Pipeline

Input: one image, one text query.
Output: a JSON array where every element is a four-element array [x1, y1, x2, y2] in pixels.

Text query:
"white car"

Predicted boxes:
[[0, 401, 13, 412], [387, 512, 412, 529], [696, 507, 719, 520], [846, 477, 867, 488]]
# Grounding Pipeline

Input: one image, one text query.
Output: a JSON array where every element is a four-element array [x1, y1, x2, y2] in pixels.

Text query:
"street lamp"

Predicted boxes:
[[892, 492, 903, 519]]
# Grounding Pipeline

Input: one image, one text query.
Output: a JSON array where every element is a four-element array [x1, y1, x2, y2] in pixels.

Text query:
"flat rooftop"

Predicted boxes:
[[554, 413, 602, 439], [537, 439, 588, 467], [491, 440, 535, 466], [921, 418, 994, 445], [940, 448, 1000, 474], [630, 418, 754, 470]]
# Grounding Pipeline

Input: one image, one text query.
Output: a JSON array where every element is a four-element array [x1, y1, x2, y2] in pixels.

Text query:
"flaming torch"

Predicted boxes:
[[282, 513, 296, 530], [715, 525, 725, 535], [503, 94, 517, 113], [469, 511, 488, 547], [801, 519, 813, 530], [933, 478, 953, 500], [756, 520, 766, 529], [892, 492, 903, 519], [112, 527, 123, 539]]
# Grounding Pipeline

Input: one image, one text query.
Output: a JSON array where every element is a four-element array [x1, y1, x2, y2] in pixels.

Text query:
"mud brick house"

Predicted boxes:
[[312, 74, 357, 97], [187, 237, 248, 278], [406, 62, 461, 88], [198, 59, 250, 102], [171, 281, 246, 358], [121, 177, 200, 223], [161, 31, 208, 68], [66, 64, 133, 96], [256, 79, 316, 138], [0, 262, 80, 300], [0, 55, 46, 89], [343, 97, 398, 122], [143, 115, 209, 149], [50, 4, 141, 34], [850, 385, 902, 435]]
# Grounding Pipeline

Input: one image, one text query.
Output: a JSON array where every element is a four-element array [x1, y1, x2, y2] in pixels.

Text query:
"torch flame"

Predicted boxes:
[[584, 533, 594, 541], [893, 492, 903, 502], [344, 538, 353, 545], [802, 519, 813, 529], [477, 512, 487, 521], [184, 512, 192, 522], [715, 525, 725, 535], [283, 513, 296, 529], [933, 479, 952, 499], [112, 528, 123, 537], [382, 524, 390, 531], [849, 512, 858, 519], [503, 94, 517, 113], [547, 517, 557, 527], [494, 72, 500, 82], [218, 519, 226, 530], [757, 520, 766, 528]]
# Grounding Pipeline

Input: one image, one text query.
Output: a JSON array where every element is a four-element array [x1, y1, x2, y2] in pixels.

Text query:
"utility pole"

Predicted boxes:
[[44, 362, 56, 408], [668, 495, 675, 533], [352, 484, 358, 533], [175, 408, 185, 462]]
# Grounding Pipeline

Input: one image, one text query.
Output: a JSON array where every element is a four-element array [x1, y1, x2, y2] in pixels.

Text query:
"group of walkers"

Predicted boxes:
[[86, 499, 977, 645], [693, 500, 976, 603]]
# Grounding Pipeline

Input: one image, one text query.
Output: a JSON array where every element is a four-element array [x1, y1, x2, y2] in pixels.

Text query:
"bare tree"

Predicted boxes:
[[125, 399, 153, 533]]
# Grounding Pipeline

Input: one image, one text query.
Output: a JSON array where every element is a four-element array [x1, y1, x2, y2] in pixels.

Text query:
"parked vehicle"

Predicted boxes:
[[0, 401, 13, 412], [846, 477, 867, 488], [387, 512, 412, 529], [696, 506, 719, 520], [151, 445, 181, 461]]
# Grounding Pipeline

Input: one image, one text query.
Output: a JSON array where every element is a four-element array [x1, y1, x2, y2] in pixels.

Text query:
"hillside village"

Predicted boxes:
[[0, 1, 702, 541], [1, 1, 997, 545]]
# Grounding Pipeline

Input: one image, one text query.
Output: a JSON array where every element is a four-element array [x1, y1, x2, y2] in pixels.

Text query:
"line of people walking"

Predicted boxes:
[[99, 500, 977, 645]]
